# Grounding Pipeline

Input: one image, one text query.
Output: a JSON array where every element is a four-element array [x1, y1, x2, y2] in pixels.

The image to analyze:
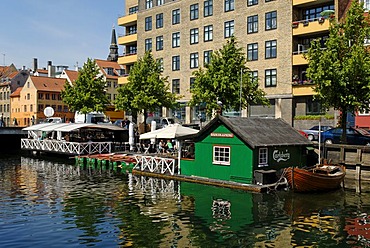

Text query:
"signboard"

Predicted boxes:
[[44, 107, 55, 117], [272, 149, 291, 162], [211, 133, 234, 138]]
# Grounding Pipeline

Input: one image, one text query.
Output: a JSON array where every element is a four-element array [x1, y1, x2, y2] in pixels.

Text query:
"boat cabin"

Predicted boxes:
[[178, 115, 312, 185]]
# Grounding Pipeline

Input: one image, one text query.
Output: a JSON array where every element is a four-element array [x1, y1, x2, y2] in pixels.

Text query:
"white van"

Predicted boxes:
[[146, 116, 181, 129], [74, 112, 107, 124]]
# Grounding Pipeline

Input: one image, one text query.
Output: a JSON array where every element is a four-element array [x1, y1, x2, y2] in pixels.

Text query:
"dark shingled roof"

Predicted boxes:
[[180, 115, 311, 149]]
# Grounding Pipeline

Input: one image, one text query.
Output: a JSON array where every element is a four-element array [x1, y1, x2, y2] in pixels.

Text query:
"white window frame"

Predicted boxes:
[[258, 148, 268, 167], [213, 145, 230, 165]]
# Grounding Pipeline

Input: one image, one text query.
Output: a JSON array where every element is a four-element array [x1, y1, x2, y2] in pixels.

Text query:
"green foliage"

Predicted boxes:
[[114, 51, 179, 125], [61, 58, 109, 116], [293, 114, 334, 120], [189, 36, 269, 117], [305, 2, 370, 142]]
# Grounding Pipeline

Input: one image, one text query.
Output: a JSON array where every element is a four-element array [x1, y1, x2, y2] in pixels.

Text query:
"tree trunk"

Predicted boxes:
[[340, 109, 347, 144], [143, 109, 148, 133]]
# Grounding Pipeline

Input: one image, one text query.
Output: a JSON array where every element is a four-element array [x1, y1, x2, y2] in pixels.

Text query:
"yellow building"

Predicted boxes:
[[10, 76, 74, 127]]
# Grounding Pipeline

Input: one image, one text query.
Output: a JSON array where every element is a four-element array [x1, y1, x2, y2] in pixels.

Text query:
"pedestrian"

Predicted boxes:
[[166, 139, 174, 153]]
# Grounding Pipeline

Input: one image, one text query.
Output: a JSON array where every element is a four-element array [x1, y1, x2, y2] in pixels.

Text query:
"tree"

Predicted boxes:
[[61, 58, 109, 122], [305, 2, 370, 143], [114, 51, 179, 132], [189, 36, 269, 117]]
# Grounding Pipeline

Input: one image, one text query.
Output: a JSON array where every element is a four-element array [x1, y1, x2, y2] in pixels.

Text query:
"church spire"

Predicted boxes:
[[107, 25, 118, 62]]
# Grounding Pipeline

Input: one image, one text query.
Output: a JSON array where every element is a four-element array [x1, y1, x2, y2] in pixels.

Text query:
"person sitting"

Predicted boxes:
[[158, 140, 165, 153], [166, 140, 174, 153], [185, 143, 195, 158]]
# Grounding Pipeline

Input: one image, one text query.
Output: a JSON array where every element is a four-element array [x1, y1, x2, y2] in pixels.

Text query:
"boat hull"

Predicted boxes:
[[284, 166, 345, 192]]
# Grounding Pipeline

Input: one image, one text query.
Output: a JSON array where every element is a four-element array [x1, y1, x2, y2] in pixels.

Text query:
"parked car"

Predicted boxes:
[[302, 125, 334, 141], [320, 127, 370, 145], [297, 130, 309, 139]]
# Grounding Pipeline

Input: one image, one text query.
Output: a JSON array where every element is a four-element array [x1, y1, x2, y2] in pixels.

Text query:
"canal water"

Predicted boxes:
[[0, 155, 369, 247]]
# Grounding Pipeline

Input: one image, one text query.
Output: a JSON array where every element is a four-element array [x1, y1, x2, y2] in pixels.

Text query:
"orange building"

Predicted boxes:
[[10, 75, 74, 127]]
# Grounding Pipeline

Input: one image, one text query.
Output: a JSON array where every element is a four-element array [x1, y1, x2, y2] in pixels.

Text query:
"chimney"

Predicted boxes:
[[33, 58, 38, 72], [48, 61, 55, 77]]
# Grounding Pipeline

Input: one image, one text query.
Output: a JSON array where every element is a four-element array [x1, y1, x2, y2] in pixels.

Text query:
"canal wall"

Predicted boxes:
[[0, 127, 27, 151]]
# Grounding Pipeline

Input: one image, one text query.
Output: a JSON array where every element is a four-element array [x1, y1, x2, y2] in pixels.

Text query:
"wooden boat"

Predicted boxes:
[[284, 164, 346, 192]]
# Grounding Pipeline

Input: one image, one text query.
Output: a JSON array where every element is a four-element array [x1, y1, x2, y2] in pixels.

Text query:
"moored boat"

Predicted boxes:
[[284, 164, 346, 192]]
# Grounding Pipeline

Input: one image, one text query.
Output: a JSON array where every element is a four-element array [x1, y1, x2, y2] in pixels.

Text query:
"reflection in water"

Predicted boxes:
[[0, 155, 369, 247]]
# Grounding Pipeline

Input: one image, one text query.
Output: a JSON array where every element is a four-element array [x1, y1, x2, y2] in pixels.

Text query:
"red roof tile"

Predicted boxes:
[[30, 76, 67, 92]]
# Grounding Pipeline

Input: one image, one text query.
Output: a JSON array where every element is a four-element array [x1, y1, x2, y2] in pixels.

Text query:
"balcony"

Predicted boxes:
[[292, 81, 315, 96], [118, 13, 137, 27], [118, 54, 137, 65], [118, 33, 137, 46], [293, 0, 324, 6], [292, 17, 330, 36], [118, 75, 129, 85]]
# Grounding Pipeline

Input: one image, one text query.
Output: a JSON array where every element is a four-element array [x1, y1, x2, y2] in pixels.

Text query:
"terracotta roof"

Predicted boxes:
[[64, 70, 79, 82], [30, 76, 67, 92], [95, 59, 123, 79], [8, 71, 18, 79], [10, 87, 22, 97], [179, 115, 311, 148]]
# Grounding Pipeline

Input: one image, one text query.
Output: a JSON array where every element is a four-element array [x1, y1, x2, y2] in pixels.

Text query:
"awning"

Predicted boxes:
[[23, 123, 56, 131]]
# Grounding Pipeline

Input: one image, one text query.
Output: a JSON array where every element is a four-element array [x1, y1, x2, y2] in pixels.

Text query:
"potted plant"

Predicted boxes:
[[292, 21, 299, 28], [318, 17, 325, 23]]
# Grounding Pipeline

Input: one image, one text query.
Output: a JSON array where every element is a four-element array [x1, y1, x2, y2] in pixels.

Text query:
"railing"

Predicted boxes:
[[292, 16, 329, 28], [133, 155, 177, 176], [21, 139, 112, 155]]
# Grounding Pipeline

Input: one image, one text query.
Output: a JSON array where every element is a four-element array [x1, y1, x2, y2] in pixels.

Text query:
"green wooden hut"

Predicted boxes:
[[178, 115, 312, 185]]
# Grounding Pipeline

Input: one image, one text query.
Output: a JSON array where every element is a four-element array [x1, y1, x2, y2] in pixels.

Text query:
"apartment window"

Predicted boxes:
[[45, 93, 50, 100], [249, 70, 258, 83], [248, 0, 258, 6], [129, 6, 138, 14], [247, 43, 258, 61], [204, 25, 213, 41], [156, 13, 163, 28], [224, 20, 234, 38], [190, 77, 195, 90], [190, 28, 199, 44], [265, 40, 277, 59], [172, 79, 180, 94], [157, 0, 164, 6], [204, 50, 213, 65], [27, 93, 30, 100], [265, 69, 277, 87], [38, 104, 43, 112], [145, 16, 152, 31], [172, 32, 180, 48], [213, 146, 230, 165], [128, 25, 137, 35], [145, 38, 152, 51], [106, 81, 112, 87], [113, 82, 118, 88], [63, 106, 68, 112], [204, 0, 213, 17], [190, 52, 199, 69], [172, 9, 180, 25], [157, 58, 164, 71], [307, 98, 324, 115], [247, 15, 258, 34], [52, 94, 56, 100], [303, 5, 334, 20], [146, 0, 153, 9], [224, 0, 234, 12], [259, 148, 268, 166], [265, 11, 277, 30], [172, 55, 180, 71], [156, 36, 163, 51], [58, 94, 62, 100], [190, 4, 199, 20], [24, 105, 27, 112]]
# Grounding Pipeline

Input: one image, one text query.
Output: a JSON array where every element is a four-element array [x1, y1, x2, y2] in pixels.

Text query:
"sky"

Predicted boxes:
[[0, 0, 125, 70]]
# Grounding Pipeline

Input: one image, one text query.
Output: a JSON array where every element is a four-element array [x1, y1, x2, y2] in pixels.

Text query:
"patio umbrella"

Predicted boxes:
[[139, 124, 198, 140], [320, 10, 334, 17]]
